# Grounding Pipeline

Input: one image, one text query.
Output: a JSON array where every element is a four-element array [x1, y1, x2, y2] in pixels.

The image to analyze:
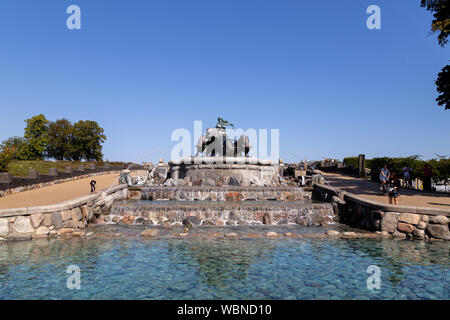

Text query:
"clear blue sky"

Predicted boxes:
[[0, 0, 448, 163]]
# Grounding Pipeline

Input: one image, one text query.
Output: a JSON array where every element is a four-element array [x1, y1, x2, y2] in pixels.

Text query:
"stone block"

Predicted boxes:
[[48, 168, 58, 176], [77, 165, 85, 172], [0, 173, 12, 184], [426, 224, 449, 240], [30, 213, 44, 228], [397, 222, 414, 234], [35, 226, 50, 236], [413, 228, 425, 239], [12, 216, 34, 233], [88, 163, 96, 170], [0, 218, 9, 237], [62, 220, 73, 228], [61, 210, 72, 222], [326, 230, 341, 237], [42, 213, 53, 227], [65, 166, 73, 174], [71, 209, 81, 228], [392, 231, 406, 239], [398, 213, 421, 225], [81, 205, 88, 222], [417, 221, 427, 230], [381, 212, 398, 233], [429, 215, 449, 225], [28, 169, 39, 179], [51, 212, 62, 229]]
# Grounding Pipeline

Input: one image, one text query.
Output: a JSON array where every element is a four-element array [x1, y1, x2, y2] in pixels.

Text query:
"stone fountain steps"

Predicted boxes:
[[129, 186, 307, 202], [108, 201, 335, 227]]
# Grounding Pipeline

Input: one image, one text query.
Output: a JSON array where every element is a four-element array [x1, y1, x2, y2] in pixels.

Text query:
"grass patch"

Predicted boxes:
[[7, 160, 124, 177]]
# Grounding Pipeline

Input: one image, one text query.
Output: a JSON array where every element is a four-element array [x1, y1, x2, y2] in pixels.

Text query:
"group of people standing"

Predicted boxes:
[[378, 163, 434, 205], [379, 165, 401, 205]]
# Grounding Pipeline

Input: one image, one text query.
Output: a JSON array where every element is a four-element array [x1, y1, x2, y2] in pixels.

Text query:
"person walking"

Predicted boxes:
[[387, 173, 401, 205], [423, 164, 432, 192], [402, 165, 413, 188], [379, 164, 390, 193], [90, 180, 96, 193]]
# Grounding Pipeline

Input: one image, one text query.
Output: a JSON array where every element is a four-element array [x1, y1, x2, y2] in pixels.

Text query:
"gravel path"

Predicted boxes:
[[0, 173, 119, 209]]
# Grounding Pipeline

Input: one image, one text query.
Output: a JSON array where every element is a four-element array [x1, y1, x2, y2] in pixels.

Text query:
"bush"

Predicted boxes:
[[370, 156, 424, 180], [0, 147, 16, 172], [429, 158, 450, 185], [343, 157, 358, 168], [343, 157, 373, 169]]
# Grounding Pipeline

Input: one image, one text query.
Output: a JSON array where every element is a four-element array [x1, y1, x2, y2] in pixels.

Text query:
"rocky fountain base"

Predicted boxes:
[[108, 200, 335, 228], [167, 157, 280, 187]]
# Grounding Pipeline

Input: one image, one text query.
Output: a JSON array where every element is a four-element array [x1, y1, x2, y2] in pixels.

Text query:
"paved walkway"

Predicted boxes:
[[322, 172, 450, 209], [0, 173, 119, 209]]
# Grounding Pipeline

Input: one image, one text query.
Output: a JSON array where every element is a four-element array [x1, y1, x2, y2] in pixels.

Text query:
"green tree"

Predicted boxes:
[[46, 118, 73, 160], [71, 120, 106, 161], [421, 0, 450, 47], [20, 114, 49, 160], [435, 64, 450, 109], [421, 1, 450, 110], [0, 136, 26, 160], [0, 147, 16, 172]]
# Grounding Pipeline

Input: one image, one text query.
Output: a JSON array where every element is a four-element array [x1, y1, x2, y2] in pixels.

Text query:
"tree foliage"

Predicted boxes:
[[344, 155, 450, 183], [70, 120, 106, 161], [421, 0, 450, 110], [421, 0, 450, 47], [20, 114, 49, 160], [1, 115, 107, 163], [46, 118, 73, 160], [0, 136, 27, 160], [0, 147, 16, 172], [435, 64, 450, 109]]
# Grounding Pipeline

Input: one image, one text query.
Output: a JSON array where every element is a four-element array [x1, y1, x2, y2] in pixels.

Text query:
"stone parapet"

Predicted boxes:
[[313, 183, 450, 241], [0, 184, 129, 241]]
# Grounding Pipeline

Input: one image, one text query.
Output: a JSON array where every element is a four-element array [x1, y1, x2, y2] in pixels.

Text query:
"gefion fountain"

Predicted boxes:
[[109, 118, 335, 227]]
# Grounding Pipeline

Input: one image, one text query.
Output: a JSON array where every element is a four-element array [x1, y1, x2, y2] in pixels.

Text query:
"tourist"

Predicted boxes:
[[423, 164, 432, 192], [379, 164, 390, 192], [387, 173, 401, 205], [402, 164, 413, 188], [90, 180, 96, 193]]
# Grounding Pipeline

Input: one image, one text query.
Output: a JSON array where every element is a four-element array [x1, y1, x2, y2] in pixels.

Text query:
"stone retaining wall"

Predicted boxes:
[[313, 183, 450, 241], [0, 185, 128, 241]]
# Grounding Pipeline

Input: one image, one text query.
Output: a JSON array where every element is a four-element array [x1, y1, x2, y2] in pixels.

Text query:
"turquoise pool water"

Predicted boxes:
[[0, 225, 448, 300]]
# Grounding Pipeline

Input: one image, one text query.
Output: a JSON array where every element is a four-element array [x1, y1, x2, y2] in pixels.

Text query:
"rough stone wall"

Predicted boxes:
[[313, 184, 450, 241], [169, 163, 279, 187], [137, 186, 306, 202], [107, 202, 335, 227]]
